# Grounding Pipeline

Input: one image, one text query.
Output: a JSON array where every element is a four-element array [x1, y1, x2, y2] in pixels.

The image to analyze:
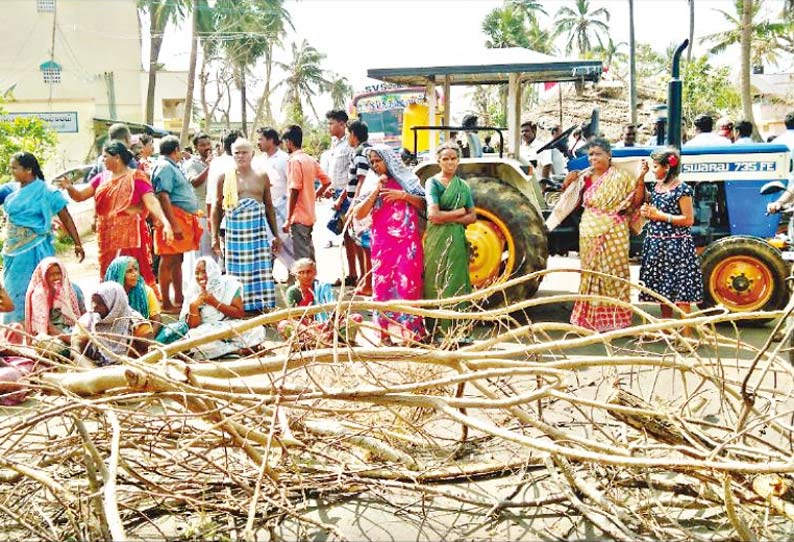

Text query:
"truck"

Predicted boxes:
[[365, 43, 794, 321]]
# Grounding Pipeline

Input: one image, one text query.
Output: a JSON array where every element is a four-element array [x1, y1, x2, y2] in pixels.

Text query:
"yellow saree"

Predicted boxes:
[[570, 166, 637, 331]]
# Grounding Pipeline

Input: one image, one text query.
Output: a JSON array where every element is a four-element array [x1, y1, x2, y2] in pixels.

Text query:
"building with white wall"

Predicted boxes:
[[0, 0, 188, 174]]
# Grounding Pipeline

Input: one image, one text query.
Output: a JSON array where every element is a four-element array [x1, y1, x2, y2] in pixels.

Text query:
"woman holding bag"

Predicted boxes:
[[562, 138, 646, 331]]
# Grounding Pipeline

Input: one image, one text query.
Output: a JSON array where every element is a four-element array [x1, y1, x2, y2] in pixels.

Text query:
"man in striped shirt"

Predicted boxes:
[[346, 119, 373, 296]]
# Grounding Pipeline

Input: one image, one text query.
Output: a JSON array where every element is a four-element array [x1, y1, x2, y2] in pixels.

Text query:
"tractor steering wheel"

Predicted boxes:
[[535, 124, 578, 157]]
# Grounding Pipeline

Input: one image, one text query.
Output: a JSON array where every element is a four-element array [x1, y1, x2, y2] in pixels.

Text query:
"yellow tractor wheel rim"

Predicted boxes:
[[708, 255, 774, 312], [466, 208, 516, 289]]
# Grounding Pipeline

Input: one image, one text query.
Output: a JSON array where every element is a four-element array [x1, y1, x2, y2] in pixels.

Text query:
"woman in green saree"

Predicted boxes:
[[423, 143, 477, 341]]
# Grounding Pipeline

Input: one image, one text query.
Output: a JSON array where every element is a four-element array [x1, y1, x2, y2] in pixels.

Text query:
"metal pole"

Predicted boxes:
[[667, 39, 690, 149], [628, 0, 637, 125]]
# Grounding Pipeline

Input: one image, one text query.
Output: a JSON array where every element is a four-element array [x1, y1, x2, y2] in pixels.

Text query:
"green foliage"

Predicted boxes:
[[0, 99, 57, 184], [468, 86, 506, 128], [699, 0, 789, 69], [481, 2, 554, 53], [482, 6, 531, 48], [682, 56, 741, 124], [327, 75, 353, 110], [277, 39, 330, 125], [301, 122, 331, 159]]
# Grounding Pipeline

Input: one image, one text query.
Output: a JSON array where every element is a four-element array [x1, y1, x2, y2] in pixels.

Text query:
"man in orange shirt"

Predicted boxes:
[[282, 125, 331, 262]]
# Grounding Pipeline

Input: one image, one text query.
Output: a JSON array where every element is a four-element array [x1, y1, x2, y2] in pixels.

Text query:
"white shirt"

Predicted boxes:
[[327, 136, 353, 192], [253, 148, 289, 202], [733, 137, 755, 145], [773, 129, 794, 152], [519, 139, 543, 166], [538, 146, 566, 177], [773, 129, 794, 169], [205, 154, 235, 205], [683, 132, 732, 147]]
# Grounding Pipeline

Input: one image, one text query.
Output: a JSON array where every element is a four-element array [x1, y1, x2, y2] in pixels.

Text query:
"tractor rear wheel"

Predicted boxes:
[[699, 236, 789, 326], [465, 177, 548, 307]]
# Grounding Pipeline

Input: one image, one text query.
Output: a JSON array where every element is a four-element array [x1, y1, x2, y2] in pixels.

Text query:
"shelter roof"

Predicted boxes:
[[367, 47, 603, 86]]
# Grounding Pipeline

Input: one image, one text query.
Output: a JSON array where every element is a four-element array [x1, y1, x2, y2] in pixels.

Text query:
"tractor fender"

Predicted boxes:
[[415, 157, 545, 212]]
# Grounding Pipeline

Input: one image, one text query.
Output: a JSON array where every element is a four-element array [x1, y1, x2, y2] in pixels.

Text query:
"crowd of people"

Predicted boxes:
[[0, 112, 481, 377], [1, 108, 793, 392]]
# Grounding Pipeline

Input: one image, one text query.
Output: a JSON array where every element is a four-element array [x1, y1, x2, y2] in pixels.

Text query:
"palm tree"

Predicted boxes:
[[553, 0, 611, 56], [482, 6, 530, 49], [699, 0, 788, 69], [138, 0, 186, 125], [327, 76, 353, 110], [525, 18, 555, 54], [276, 40, 331, 125], [740, 0, 758, 139], [249, 0, 293, 131], [180, 0, 210, 145], [592, 36, 627, 69], [778, 2, 794, 54], [216, 0, 271, 134], [506, 0, 548, 23]]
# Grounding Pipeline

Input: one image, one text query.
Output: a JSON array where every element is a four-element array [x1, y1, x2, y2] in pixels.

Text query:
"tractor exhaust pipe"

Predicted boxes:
[[666, 39, 690, 150]]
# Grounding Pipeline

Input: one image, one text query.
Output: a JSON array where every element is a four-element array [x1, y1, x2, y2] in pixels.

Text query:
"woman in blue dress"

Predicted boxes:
[[0, 152, 84, 324], [638, 147, 704, 334]]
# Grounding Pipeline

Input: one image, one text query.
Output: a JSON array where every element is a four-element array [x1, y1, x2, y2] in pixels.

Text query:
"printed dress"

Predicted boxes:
[[638, 182, 704, 303]]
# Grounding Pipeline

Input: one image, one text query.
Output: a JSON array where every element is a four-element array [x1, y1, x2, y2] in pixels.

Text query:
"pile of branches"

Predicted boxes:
[[3, 270, 794, 541]]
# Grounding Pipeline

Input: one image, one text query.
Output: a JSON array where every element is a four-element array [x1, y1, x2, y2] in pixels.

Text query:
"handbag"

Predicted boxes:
[[326, 209, 345, 236], [545, 175, 585, 231]]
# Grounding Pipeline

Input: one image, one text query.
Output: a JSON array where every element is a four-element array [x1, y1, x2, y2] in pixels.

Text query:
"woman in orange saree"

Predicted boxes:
[[56, 141, 173, 288]]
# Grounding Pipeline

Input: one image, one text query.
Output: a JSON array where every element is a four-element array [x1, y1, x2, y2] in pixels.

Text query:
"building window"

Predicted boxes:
[[37, 0, 56, 12], [40, 60, 61, 84]]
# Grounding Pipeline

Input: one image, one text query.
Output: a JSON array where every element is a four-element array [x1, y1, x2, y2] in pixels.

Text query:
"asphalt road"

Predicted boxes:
[[59, 197, 781, 350]]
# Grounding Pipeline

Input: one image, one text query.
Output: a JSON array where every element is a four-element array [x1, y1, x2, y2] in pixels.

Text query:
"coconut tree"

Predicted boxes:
[[553, 0, 611, 56], [482, 5, 530, 49], [327, 76, 353, 110], [138, 0, 186, 125], [525, 18, 555, 54], [592, 36, 627, 69], [249, 0, 293, 131], [699, 0, 788, 69], [506, 0, 548, 23], [180, 0, 210, 145], [216, 0, 271, 134], [276, 40, 331, 125]]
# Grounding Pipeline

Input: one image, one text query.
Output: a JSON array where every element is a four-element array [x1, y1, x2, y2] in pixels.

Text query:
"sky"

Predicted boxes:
[[154, 0, 790, 124]]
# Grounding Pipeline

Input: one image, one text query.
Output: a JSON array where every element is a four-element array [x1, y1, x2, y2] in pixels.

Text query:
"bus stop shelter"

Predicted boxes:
[[367, 47, 603, 157]]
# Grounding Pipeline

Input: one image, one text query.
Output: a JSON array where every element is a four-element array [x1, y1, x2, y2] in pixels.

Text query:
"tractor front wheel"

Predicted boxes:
[[465, 177, 548, 307], [699, 236, 789, 326]]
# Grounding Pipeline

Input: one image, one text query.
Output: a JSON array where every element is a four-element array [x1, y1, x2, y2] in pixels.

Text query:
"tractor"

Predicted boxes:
[[365, 42, 793, 321]]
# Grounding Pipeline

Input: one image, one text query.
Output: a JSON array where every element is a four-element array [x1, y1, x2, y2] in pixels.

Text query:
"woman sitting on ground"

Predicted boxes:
[[278, 258, 362, 348], [24, 257, 86, 352], [179, 257, 266, 360], [104, 256, 164, 340], [0, 281, 36, 405], [71, 282, 153, 367]]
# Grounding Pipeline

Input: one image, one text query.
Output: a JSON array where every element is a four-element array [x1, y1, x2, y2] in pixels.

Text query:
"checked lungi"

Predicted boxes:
[[223, 198, 276, 312]]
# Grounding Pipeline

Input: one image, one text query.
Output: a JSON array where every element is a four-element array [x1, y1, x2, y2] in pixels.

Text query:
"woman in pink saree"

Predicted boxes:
[[353, 144, 426, 345]]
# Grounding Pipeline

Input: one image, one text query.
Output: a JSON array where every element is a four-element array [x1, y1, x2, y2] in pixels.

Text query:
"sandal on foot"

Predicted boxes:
[[344, 275, 358, 287]]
